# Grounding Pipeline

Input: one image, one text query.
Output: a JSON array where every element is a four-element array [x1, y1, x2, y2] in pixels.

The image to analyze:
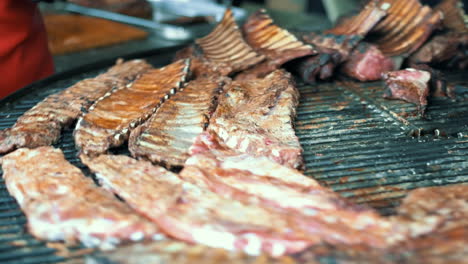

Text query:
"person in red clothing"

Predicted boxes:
[[0, 0, 54, 99]]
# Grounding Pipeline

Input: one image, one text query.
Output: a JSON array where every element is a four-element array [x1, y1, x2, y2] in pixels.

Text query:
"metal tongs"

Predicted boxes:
[[61, 2, 193, 41]]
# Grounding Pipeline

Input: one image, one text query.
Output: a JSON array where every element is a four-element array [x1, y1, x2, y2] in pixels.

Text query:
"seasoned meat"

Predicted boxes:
[[209, 70, 304, 170], [235, 9, 316, 80], [176, 9, 265, 78], [0, 59, 152, 154], [0, 147, 160, 250], [182, 131, 403, 248], [88, 241, 307, 264], [82, 154, 313, 257], [434, 0, 468, 33], [382, 68, 431, 114], [74, 59, 191, 156], [341, 43, 395, 81], [129, 77, 228, 168]]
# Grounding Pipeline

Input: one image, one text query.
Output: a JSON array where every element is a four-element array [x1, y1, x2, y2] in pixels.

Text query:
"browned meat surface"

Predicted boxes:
[[382, 68, 431, 114], [129, 77, 228, 168], [409, 32, 468, 70], [182, 131, 404, 248], [236, 9, 316, 80], [0, 147, 160, 249], [74, 59, 191, 156], [0, 59, 152, 154], [88, 241, 309, 264], [176, 9, 265, 78], [326, 0, 388, 36], [341, 43, 395, 81], [82, 154, 313, 257], [209, 70, 304, 170], [368, 0, 443, 56], [434, 0, 468, 33]]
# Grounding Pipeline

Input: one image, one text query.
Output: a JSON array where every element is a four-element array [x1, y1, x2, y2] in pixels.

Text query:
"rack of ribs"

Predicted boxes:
[[175, 9, 265, 78], [74, 59, 191, 156], [0, 59, 152, 154], [208, 69, 304, 170], [82, 154, 313, 257], [129, 76, 228, 168], [0, 147, 160, 249]]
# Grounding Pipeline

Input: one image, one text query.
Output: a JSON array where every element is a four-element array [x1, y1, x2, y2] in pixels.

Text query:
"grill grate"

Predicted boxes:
[[0, 47, 467, 263]]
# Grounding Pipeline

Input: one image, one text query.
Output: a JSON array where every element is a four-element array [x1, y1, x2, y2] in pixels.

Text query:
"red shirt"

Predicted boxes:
[[0, 0, 54, 99]]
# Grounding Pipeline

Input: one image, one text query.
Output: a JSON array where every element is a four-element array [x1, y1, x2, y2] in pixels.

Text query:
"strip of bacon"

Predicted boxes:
[[0, 147, 160, 249]]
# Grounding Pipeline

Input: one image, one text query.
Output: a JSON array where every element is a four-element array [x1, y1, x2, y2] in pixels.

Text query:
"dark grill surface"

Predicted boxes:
[[0, 48, 467, 263]]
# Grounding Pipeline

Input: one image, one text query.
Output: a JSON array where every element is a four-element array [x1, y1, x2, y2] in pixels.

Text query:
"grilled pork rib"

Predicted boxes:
[[129, 77, 228, 168], [209, 70, 304, 170], [74, 59, 191, 156], [176, 9, 265, 78], [0, 59, 152, 154], [182, 131, 403, 248], [0, 147, 160, 249], [82, 154, 312, 257]]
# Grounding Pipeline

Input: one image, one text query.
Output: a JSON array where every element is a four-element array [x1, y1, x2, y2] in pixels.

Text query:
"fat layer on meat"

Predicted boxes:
[[0, 59, 152, 154], [74, 59, 191, 156], [182, 131, 404, 248], [129, 77, 228, 168], [209, 69, 304, 170], [0, 147, 160, 249], [82, 154, 314, 257]]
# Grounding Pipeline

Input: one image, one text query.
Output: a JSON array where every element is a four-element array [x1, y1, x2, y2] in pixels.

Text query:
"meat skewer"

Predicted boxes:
[[0, 147, 161, 250], [74, 59, 191, 156], [129, 76, 228, 168], [0, 59, 152, 154], [208, 70, 305, 170]]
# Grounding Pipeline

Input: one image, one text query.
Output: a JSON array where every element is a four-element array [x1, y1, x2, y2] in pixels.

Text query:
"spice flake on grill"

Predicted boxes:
[[0, 59, 152, 154], [74, 59, 191, 156], [82, 154, 313, 257], [0, 147, 160, 250], [175, 9, 265, 78], [129, 76, 228, 168], [209, 70, 304, 170]]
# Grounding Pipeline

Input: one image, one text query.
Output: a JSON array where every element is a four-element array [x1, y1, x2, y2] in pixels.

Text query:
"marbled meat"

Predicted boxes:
[[82, 154, 312, 257], [0, 59, 152, 154], [209, 70, 304, 170], [129, 77, 228, 168], [0, 147, 160, 249], [74, 59, 191, 156]]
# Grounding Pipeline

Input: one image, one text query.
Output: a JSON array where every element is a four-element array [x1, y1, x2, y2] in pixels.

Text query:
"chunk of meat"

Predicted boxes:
[[74, 59, 191, 156], [341, 43, 395, 81], [82, 154, 313, 257], [182, 131, 404, 248], [382, 68, 431, 114], [0, 147, 160, 249], [209, 70, 304, 170], [176, 9, 265, 78], [129, 77, 228, 168], [0, 59, 152, 154]]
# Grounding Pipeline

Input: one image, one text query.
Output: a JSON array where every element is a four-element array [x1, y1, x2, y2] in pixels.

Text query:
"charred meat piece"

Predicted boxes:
[[176, 9, 265, 78], [129, 77, 228, 168], [88, 240, 301, 264], [0, 59, 152, 154], [0, 147, 160, 249], [382, 68, 431, 114], [82, 154, 313, 257], [326, 0, 389, 36], [209, 70, 304, 170], [368, 0, 443, 56], [409, 32, 468, 70], [341, 43, 395, 81], [74, 59, 191, 156], [182, 131, 403, 248], [243, 9, 316, 64], [434, 0, 468, 33]]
